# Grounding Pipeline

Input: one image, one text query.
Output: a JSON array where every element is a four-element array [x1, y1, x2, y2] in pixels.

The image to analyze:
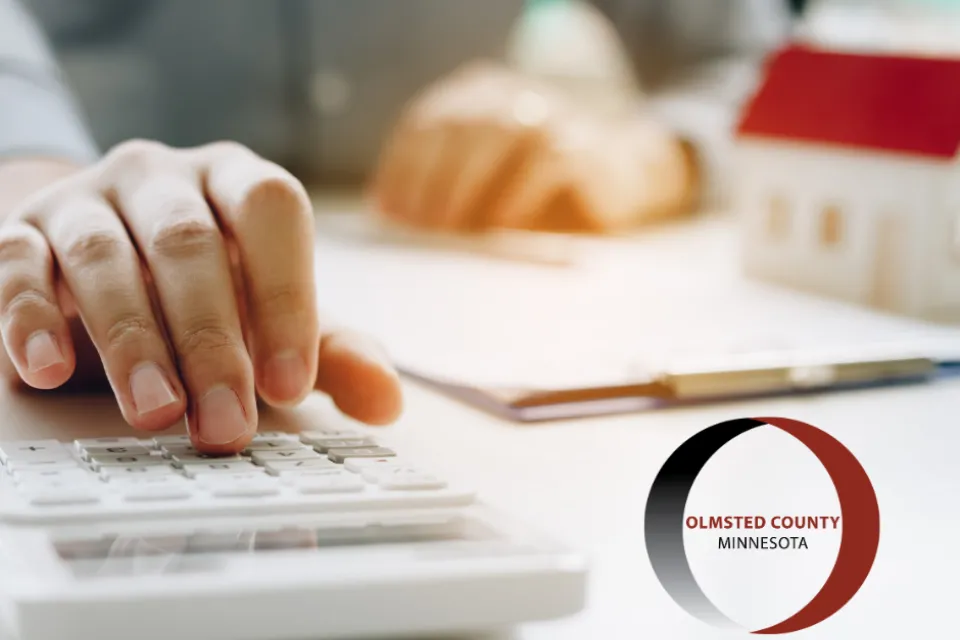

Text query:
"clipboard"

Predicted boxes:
[[399, 346, 960, 422], [312, 211, 960, 423]]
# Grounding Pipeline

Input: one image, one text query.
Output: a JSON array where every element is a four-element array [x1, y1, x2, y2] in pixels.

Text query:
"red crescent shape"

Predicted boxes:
[[751, 417, 881, 635]]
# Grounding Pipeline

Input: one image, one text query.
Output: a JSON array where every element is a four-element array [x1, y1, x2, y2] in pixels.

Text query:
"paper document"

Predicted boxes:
[[314, 214, 960, 394]]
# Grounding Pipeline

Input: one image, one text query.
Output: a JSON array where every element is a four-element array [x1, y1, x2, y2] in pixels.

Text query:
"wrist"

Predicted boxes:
[[0, 157, 83, 222]]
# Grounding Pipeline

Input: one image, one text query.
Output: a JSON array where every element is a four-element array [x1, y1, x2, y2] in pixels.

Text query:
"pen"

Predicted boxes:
[[508, 350, 941, 408], [660, 353, 936, 400]]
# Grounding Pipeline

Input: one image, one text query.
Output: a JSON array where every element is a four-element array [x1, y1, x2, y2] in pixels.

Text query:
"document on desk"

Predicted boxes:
[[314, 215, 960, 421]]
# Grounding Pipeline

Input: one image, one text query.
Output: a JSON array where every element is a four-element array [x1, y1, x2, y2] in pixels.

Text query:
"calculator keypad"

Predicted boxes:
[[0, 429, 466, 523]]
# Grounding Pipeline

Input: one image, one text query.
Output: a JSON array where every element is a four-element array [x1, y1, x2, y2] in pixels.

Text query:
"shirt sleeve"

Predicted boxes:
[[0, 0, 99, 164]]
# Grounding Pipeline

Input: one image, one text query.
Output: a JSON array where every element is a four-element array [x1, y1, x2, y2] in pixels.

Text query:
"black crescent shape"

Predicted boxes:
[[645, 418, 765, 628]]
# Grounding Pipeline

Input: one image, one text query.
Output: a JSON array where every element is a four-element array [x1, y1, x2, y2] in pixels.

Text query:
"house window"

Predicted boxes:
[[767, 195, 789, 239], [820, 205, 844, 247]]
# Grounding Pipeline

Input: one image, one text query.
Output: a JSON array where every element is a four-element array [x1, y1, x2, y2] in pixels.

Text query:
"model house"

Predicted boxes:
[[734, 44, 960, 323]]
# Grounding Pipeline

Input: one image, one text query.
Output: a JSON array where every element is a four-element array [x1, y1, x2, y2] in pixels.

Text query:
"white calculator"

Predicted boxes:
[[0, 429, 586, 640]]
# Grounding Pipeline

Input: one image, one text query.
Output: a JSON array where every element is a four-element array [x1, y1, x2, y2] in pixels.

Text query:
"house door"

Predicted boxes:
[[871, 215, 901, 311]]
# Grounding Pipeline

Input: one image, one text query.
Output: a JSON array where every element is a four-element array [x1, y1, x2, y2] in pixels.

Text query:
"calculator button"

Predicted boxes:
[[210, 479, 281, 498], [74, 437, 142, 450], [300, 428, 362, 443], [159, 444, 200, 458], [193, 471, 267, 486], [250, 449, 320, 464], [253, 431, 300, 441], [181, 461, 260, 477], [109, 475, 189, 487], [366, 468, 447, 491], [278, 468, 352, 483], [0, 441, 72, 463], [242, 439, 308, 452], [25, 488, 100, 506], [17, 476, 101, 493], [4, 458, 81, 472], [309, 437, 377, 453], [152, 435, 193, 447], [121, 484, 193, 502], [263, 459, 339, 475], [90, 454, 167, 469], [80, 444, 151, 458], [171, 452, 243, 466], [13, 468, 97, 484], [100, 465, 178, 480], [343, 457, 408, 473], [326, 447, 396, 463], [294, 472, 364, 494]]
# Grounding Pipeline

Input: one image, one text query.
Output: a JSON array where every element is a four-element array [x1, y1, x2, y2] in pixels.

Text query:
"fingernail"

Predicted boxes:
[[25, 331, 65, 373], [198, 386, 250, 445], [264, 350, 309, 401], [129, 362, 179, 415]]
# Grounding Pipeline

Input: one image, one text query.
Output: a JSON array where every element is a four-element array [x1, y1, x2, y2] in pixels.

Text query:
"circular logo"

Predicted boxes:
[[644, 417, 880, 634]]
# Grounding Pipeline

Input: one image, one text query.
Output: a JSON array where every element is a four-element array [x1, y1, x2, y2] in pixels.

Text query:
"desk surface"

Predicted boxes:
[[1, 201, 957, 639]]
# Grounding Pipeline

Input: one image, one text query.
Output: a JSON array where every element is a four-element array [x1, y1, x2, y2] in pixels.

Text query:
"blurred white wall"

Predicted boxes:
[[800, 0, 960, 55]]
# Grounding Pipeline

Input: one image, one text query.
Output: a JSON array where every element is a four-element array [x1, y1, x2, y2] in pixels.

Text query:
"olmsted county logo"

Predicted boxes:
[[644, 417, 880, 634]]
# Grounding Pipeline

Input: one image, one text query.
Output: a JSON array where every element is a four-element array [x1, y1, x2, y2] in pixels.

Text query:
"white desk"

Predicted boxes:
[[1, 204, 958, 639]]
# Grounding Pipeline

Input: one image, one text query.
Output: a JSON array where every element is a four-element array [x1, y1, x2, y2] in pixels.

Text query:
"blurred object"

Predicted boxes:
[[505, 0, 639, 117], [25, 0, 524, 181], [371, 63, 695, 233], [735, 44, 960, 323], [312, 210, 960, 420], [406, 347, 949, 422], [314, 207, 579, 268], [800, 0, 960, 55]]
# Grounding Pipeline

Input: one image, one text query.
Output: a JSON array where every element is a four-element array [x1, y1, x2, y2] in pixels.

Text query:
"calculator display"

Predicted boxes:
[[52, 518, 492, 578]]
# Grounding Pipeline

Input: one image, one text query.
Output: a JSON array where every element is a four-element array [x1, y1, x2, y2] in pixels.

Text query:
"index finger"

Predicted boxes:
[[198, 144, 320, 407]]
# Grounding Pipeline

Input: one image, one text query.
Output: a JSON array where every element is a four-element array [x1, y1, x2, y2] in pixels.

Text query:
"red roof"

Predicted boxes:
[[736, 44, 960, 159]]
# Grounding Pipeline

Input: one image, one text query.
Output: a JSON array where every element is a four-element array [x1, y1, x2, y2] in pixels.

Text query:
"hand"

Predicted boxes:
[[0, 141, 402, 453], [372, 63, 698, 232]]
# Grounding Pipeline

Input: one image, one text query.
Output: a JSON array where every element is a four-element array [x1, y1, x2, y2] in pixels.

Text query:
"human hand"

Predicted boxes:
[[0, 141, 402, 454], [372, 63, 697, 232]]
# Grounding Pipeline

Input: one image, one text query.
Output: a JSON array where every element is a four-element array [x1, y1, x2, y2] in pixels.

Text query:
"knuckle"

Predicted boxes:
[[0, 286, 54, 322], [204, 140, 251, 158], [104, 139, 168, 169], [104, 313, 155, 351], [149, 216, 221, 260], [0, 232, 41, 265], [63, 230, 128, 269], [176, 317, 241, 359]]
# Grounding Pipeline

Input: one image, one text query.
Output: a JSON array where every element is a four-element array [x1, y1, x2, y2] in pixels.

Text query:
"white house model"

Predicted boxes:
[[735, 44, 960, 323]]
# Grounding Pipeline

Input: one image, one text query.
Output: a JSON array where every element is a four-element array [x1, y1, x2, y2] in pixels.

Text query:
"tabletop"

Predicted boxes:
[[0, 197, 957, 640]]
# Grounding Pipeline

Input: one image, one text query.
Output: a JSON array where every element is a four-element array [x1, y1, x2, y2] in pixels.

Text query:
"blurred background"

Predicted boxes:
[[21, 0, 960, 189], [24, 0, 523, 184]]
